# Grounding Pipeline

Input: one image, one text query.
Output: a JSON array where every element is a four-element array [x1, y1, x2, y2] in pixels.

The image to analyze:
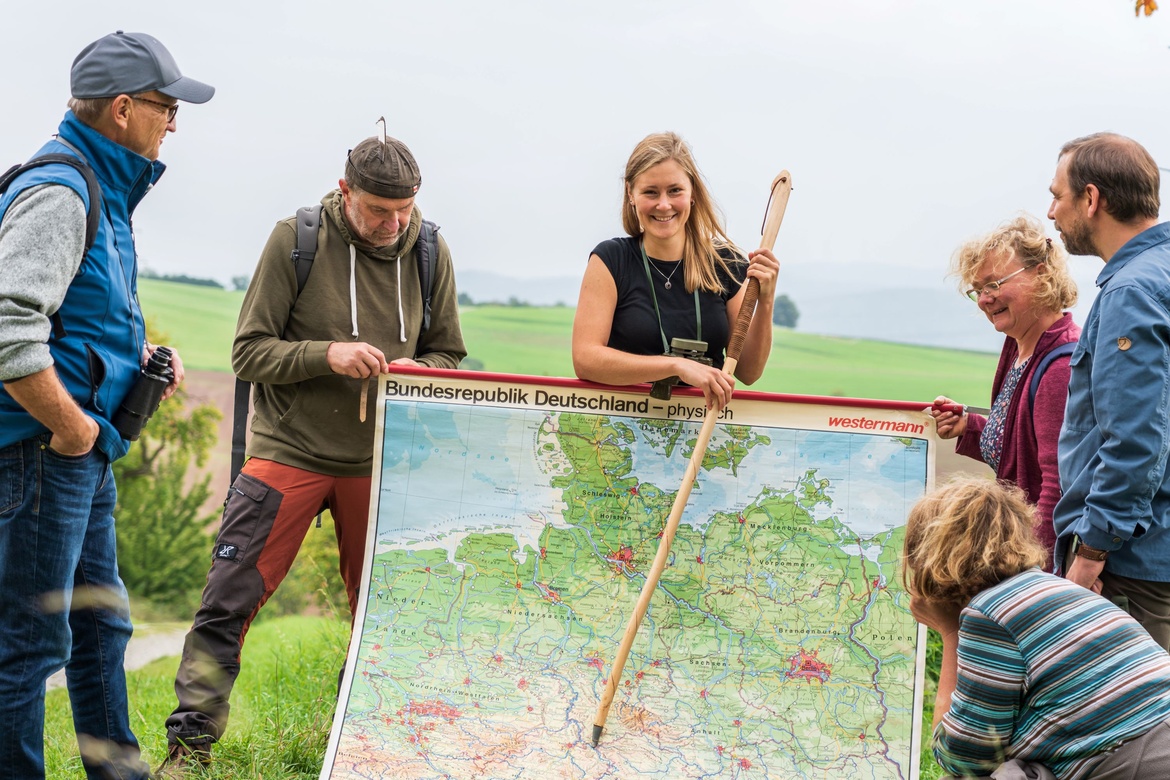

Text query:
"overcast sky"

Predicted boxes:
[[3, 1, 1168, 322]]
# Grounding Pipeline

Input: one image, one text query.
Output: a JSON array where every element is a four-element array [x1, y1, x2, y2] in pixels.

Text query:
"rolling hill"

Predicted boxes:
[[138, 278, 998, 406]]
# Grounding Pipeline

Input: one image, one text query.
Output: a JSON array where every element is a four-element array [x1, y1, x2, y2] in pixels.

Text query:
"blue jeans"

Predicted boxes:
[[0, 435, 149, 780]]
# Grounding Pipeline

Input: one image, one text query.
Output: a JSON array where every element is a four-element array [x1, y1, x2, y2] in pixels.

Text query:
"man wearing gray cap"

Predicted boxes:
[[0, 30, 212, 780], [162, 135, 466, 769]]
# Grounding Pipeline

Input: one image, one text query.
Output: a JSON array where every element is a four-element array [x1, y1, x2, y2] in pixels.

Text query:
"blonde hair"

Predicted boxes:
[[951, 214, 1077, 312], [903, 477, 1047, 606], [621, 132, 743, 295]]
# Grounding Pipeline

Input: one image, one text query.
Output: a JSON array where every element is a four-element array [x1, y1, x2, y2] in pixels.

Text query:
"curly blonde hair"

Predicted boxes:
[[951, 214, 1077, 313], [902, 477, 1047, 606]]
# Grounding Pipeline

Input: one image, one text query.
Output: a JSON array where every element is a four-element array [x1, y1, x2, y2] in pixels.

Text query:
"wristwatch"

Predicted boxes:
[[1074, 542, 1109, 562]]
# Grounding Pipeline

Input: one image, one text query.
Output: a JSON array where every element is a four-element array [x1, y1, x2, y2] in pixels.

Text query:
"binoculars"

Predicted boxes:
[[112, 346, 174, 441], [649, 338, 712, 401]]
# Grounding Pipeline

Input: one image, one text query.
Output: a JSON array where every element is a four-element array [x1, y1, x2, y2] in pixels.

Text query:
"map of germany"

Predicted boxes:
[[323, 378, 929, 779]]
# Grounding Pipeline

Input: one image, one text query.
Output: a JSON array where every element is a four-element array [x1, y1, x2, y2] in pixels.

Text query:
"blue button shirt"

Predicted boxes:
[[1055, 222, 1170, 581]]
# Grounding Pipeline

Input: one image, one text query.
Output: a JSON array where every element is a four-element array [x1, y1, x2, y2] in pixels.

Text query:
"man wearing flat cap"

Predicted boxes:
[[162, 135, 466, 768], [0, 30, 213, 780]]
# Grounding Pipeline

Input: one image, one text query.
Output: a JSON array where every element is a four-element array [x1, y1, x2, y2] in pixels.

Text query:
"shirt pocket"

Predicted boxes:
[[1061, 347, 1095, 434], [84, 343, 109, 413]]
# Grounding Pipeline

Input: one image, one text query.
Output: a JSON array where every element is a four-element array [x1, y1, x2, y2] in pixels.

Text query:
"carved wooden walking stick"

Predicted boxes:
[[591, 171, 792, 747]]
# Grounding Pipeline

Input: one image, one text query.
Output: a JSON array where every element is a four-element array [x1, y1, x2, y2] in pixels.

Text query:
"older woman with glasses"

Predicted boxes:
[[930, 215, 1079, 570]]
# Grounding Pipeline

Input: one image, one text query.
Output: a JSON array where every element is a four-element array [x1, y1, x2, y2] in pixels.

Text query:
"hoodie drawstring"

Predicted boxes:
[[348, 244, 359, 338], [347, 242, 408, 343], [394, 255, 406, 343]]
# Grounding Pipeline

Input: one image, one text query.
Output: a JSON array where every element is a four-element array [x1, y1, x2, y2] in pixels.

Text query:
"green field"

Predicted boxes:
[[139, 280, 245, 373], [139, 279, 997, 405]]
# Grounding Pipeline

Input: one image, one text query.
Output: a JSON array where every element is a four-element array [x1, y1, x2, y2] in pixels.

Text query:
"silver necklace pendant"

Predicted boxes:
[[651, 259, 681, 290]]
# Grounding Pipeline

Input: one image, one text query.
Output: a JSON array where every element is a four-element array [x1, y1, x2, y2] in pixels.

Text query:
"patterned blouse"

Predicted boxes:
[[980, 358, 1028, 471]]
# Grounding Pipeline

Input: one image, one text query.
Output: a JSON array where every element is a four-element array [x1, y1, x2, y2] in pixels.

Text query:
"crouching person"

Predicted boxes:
[[162, 134, 466, 769], [905, 477, 1170, 779]]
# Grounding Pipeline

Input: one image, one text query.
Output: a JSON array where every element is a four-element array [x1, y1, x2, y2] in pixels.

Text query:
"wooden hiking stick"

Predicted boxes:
[[591, 171, 792, 747]]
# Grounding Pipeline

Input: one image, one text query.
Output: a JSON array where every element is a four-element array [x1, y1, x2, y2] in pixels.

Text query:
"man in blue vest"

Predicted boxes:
[[0, 31, 213, 779]]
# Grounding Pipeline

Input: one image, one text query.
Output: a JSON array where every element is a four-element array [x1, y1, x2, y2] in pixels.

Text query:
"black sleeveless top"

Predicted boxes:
[[592, 236, 745, 370]]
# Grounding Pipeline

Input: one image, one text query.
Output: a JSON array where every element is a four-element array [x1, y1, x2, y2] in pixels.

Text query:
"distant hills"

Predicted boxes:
[[136, 278, 1000, 404], [456, 270, 583, 309], [455, 262, 1102, 354], [453, 266, 1004, 352]]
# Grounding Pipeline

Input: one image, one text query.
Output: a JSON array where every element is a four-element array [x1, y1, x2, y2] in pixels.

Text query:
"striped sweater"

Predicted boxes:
[[934, 569, 1170, 779]]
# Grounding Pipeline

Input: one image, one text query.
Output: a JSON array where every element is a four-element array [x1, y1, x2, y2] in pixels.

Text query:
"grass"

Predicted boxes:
[[138, 280, 244, 373], [139, 280, 998, 405], [45, 615, 348, 779]]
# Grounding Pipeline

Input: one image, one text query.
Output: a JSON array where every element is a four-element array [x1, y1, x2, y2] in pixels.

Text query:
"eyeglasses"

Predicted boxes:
[[131, 96, 179, 122], [965, 265, 1036, 302]]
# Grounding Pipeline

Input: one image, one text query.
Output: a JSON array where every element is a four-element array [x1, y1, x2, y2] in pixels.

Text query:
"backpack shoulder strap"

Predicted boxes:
[[1028, 341, 1077, 410], [0, 153, 102, 340], [0, 153, 101, 253], [416, 219, 439, 332], [229, 377, 251, 488], [291, 204, 323, 297], [232, 204, 322, 488]]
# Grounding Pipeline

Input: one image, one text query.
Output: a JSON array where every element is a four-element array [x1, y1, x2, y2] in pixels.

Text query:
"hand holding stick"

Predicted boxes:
[[591, 171, 792, 746]]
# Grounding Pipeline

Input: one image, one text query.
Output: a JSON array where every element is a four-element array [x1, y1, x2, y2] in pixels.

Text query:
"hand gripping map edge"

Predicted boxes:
[[228, 204, 441, 487]]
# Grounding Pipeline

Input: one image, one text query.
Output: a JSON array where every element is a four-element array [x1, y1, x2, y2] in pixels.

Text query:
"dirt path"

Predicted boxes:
[[47, 623, 188, 690]]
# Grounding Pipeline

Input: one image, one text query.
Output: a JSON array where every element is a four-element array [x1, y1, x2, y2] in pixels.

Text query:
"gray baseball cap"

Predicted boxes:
[[70, 30, 215, 103]]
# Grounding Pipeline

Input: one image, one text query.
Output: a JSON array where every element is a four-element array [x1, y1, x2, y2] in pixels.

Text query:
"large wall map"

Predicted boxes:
[[320, 370, 933, 779]]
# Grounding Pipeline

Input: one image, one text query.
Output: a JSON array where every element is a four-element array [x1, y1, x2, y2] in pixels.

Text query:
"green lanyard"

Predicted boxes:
[[641, 241, 701, 354]]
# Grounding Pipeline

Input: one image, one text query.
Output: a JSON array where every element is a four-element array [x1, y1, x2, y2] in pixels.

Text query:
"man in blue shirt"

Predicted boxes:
[[1050, 132, 1170, 650], [0, 32, 212, 778]]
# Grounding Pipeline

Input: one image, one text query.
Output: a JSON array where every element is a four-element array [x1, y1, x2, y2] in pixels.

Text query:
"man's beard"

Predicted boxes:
[[345, 201, 401, 249], [1060, 216, 1099, 258]]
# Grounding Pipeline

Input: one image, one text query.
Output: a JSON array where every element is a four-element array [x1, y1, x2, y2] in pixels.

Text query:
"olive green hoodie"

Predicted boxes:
[[232, 190, 466, 476]]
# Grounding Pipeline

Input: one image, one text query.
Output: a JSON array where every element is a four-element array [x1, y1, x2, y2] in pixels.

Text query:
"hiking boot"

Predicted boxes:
[[157, 738, 213, 776]]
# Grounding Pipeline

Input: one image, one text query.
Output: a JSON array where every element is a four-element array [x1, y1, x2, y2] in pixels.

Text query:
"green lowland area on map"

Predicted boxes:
[[331, 411, 921, 779]]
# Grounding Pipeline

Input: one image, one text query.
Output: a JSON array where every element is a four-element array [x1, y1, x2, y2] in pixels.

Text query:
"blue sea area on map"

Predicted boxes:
[[375, 402, 927, 544]]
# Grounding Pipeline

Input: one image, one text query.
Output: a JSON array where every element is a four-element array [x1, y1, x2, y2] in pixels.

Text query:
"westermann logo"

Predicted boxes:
[[826, 415, 924, 435]]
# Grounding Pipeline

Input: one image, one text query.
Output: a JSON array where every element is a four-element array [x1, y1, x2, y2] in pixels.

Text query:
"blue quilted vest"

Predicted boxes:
[[0, 112, 165, 461]]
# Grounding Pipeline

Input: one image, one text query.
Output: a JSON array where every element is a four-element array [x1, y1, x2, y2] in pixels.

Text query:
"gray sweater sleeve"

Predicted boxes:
[[0, 184, 87, 381]]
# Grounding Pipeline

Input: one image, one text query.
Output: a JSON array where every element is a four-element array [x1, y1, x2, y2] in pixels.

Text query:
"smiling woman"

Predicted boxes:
[[571, 131, 782, 410], [929, 215, 1080, 569]]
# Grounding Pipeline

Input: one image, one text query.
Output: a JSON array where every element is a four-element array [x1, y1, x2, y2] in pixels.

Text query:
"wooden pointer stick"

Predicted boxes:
[[591, 171, 792, 746]]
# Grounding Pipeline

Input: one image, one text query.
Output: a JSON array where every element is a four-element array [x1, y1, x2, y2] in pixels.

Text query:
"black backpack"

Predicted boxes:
[[229, 206, 440, 485], [0, 152, 102, 339]]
